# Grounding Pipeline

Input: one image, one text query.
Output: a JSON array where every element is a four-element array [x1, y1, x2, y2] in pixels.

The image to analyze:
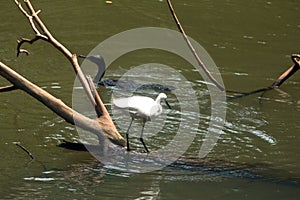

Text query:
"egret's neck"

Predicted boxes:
[[155, 95, 164, 104]]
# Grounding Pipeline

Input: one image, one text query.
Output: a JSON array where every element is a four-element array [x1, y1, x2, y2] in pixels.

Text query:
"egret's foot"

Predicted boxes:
[[126, 146, 131, 152], [140, 138, 150, 153]]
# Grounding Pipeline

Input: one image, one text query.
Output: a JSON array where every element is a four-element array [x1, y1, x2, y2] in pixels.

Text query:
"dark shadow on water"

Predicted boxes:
[[98, 79, 176, 92], [58, 140, 300, 187]]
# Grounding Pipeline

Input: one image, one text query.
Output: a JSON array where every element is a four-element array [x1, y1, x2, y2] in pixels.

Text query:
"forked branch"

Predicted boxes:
[[14, 0, 107, 117], [16, 36, 45, 56], [6, 0, 126, 147]]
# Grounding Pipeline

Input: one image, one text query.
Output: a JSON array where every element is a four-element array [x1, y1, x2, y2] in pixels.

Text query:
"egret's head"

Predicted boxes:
[[158, 93, 167, 99], [156, 93, 171, 109]]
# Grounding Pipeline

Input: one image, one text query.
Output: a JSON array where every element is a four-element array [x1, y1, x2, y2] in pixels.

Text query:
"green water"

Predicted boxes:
[[1, 0, 299, 199]]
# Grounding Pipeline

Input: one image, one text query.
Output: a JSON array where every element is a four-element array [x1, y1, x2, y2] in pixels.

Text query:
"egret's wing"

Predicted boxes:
[[113, 96, 162, 118], [149, 104, 162, 116], [113, 96, 153, 108], [128, 96, 155, 110], [113, 97, 131, 109]]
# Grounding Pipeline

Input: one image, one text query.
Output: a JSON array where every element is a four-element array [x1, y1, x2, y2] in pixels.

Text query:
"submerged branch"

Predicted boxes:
[[228, 54, 300, 100], [14, 142, 34, 160], [271, 54, 300, 88]]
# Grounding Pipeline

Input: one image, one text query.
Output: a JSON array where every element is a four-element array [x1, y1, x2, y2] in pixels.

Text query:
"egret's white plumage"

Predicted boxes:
[[113, 93, 171, 153], [113, 93, 168, 120]]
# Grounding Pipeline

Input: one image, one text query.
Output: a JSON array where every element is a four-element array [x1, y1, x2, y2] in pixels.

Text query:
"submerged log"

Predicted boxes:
[[59, 140, 300, 186]]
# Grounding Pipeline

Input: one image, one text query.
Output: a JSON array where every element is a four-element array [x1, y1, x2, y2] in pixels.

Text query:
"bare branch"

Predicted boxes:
[[291, 54, 300, 66], [0, 85, 17, 92], [13, 0, 120, 142], [16, 36, 45, 56], [271, 54, 300, 88], [15, 0, 102, 116], [86, 75, 103, 117], [5, 0, 128, 149], [14, 142, 34, 160], [0, 62, 125, 147], [16, 0, 71, 58], [15, 0, 31, 18], [166, 0, 225, 91], [15, 0, 47, 37], [229, 54, 300, 100]]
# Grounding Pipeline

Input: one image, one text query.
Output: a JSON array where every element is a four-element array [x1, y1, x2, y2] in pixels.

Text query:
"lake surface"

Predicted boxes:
[[0, 0, 299, 199]]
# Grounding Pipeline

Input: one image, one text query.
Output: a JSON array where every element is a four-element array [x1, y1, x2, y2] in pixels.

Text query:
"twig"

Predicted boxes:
[[16, 36, 45, 56], [166, 0, 225, 91], [0, 85, 17, 92], [14, 142, 34, 160], [271, 54, 300, 88], [15, 0, 48, 56]]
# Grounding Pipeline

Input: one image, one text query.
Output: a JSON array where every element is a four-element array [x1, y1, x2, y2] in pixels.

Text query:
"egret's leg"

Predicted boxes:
[[126, 118, 134, 151], [140, 121, 150, 153]]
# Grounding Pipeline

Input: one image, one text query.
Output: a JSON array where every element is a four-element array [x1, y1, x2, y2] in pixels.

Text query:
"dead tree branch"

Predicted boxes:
[[166, 0, 225, 91], [0, 62, 125, 146], [14, 142, 34, 160], [14, 0, 98, 112], [0, 0, 126, 147], [16, 36, 45, 56], [0, 85, 17, 92], [271, 54, 300, 87], [228, 54, 300, 100]]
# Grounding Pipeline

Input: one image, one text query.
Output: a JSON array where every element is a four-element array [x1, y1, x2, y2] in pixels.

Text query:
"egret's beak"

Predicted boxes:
[[78, 55, 87, 59], [165, 99, 171, 109]]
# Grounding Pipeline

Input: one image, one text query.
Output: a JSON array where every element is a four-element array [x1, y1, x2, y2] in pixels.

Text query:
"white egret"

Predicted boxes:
[[113, 93, 171, 153], [78, 54, 175, 91]]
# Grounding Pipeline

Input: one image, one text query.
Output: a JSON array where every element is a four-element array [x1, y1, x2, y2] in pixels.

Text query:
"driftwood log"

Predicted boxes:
[[0, 0, 125, 147]]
